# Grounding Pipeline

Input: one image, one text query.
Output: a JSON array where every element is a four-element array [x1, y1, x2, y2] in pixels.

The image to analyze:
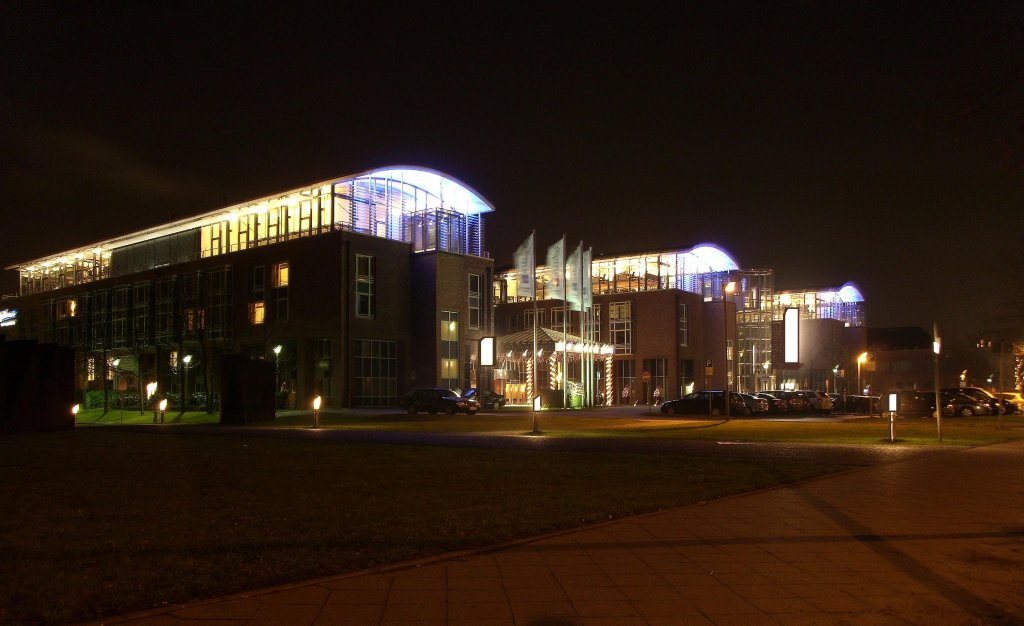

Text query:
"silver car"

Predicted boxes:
[[799, 390, 833, 414]]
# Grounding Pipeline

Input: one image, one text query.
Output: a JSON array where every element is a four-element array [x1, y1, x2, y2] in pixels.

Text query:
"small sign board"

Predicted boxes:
[[642, 371, 651, 383]]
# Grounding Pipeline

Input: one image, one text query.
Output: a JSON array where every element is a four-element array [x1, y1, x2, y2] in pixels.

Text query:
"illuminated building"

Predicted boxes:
[[496, 244, 748, 403], [769, 283, 867, 392], [495, 247, 870, 402], [3, 166, 495, 408]]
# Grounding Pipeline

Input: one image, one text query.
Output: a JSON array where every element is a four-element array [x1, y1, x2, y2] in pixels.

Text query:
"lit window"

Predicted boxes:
[[251, 265, 265, 325], [441, 310, 459, 389], [250, 302, 265, 325], [273, 262, 289, 288], [609, 301, 632, 354]]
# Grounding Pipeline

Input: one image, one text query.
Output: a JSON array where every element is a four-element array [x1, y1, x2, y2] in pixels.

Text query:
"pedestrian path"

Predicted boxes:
[[100, 439, 1024, 625]]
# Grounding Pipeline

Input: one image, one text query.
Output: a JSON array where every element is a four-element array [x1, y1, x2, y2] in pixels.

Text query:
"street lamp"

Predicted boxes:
[[312, 395, 321, 428], [273, 345, 283, 409], [182, 355, 193, 413], [933, 325, 942, 441], [857, 352, 868, 396], [112, 358, 122, 423], [832, 364, 839, 395], [723, 281, 736, 418], [762, 361, 770, 391]]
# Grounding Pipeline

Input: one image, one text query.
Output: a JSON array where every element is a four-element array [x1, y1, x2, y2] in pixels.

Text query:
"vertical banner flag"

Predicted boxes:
[[546, 237, 565, 300], [514, 233, 535, 298], [582, 247, 593, 310], [566, 244, 582, 306]]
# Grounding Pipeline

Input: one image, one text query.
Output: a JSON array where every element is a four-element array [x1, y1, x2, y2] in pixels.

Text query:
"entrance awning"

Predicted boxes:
[[498, 327, 614, 357]]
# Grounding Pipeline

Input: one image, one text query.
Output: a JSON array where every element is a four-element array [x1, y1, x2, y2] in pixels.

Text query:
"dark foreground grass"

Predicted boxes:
[[2, 429, 841, 624]]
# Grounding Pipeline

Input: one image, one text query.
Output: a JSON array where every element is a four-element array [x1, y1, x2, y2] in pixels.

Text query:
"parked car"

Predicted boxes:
[[827, 393, 843, 412], [754, 392, 789, 414], [799, 390, 833, 414], [940, 391, 990, 417], [463, 387, 506, 409], [942, 387, 1016, 415], [999, 392, 1024, 413], [403, 387, 479, 415], [769, 390, 814, 413], [739, 393, 770, 416], [898, 391, 937, 417], [660, 391, 748, 416]]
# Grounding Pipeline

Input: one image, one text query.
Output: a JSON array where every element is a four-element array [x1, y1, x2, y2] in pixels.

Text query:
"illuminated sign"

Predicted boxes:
[[784, 307, 799, 364], [479, 337, 495, 367], [0, 309, 16, 327]]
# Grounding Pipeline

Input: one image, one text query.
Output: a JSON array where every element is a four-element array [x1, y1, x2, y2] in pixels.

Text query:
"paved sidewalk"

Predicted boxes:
[[102, 439, 1024, 625]]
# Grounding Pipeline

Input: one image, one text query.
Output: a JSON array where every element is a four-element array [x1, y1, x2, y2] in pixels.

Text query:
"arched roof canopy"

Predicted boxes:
[[838, 282, 865, 303], [363, 166, 494, 215], [684, 243, 740, 273]]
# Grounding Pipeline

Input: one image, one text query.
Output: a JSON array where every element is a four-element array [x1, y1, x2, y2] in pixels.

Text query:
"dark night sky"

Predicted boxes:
[[2, 2, 1022, 347]]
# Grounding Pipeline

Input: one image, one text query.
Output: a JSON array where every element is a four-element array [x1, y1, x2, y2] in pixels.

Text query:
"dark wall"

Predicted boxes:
[[0, 339, 75, 434], [220, 354, 275, 424]]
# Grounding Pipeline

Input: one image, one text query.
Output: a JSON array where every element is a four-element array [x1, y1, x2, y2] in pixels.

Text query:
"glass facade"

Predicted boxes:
[[355, 255, 375, 319], [353, 339, 397, 407], [609, 301, 632, 354], [441, 310, 459, 390], [11, 168, 493, 296]]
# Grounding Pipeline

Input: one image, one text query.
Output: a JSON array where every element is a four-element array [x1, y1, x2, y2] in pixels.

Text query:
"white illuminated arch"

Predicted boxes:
[[685, 243, 740, 273], [838, 282, 865, 303]]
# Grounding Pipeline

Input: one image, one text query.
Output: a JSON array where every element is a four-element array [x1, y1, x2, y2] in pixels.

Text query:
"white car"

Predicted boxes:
[[799, 390, 833, 414]]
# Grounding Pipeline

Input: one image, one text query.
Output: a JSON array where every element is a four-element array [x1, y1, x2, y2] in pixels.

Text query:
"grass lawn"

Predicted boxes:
[[2, 428, 844, 624], [266, 409, 1024, 446], [75, 407, 219, 426]]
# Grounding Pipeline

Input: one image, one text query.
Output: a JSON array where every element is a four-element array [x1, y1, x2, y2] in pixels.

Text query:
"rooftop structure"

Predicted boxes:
[[499, 243, 742, 301], [773, 282, 866, 327], [9, 166, 493, 296]]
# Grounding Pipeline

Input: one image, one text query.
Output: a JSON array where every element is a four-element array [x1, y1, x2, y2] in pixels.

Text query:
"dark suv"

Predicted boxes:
[[403, 387, 479, 415], [463, 387, 506, 409]]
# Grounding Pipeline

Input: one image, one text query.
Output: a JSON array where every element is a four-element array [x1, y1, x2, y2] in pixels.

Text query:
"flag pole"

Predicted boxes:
[[532, 230, 539, 433], [560, 235, 567, 411]]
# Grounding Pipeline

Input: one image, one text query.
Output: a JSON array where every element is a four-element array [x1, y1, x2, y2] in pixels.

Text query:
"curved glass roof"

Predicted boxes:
[[364, 166, 494, 215], [684, 243, 740, 273], [837, 282, 865, 303], [7, 165, 493, 271]]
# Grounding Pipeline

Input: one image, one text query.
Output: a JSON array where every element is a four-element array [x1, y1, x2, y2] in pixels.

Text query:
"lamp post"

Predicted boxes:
[[832, 365, 839, 396], [182, 354, 192, 413], [857, 352, 868, 396], [146, 382, 158, 422], [312, 395, 321, 428], [762, 361, 770, 392], [723, 281, 736, 419], [933, 324, 942, 442], [273, 345, 283, 409], [112, 358, 122, 423]]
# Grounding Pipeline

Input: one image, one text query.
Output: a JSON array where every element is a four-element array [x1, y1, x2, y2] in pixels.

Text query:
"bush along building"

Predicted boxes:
[[2, 167, 495, 410]]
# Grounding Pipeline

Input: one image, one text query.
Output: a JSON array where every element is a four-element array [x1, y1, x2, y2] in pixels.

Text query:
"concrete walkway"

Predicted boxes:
[[101, 439, 1024, 625]]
